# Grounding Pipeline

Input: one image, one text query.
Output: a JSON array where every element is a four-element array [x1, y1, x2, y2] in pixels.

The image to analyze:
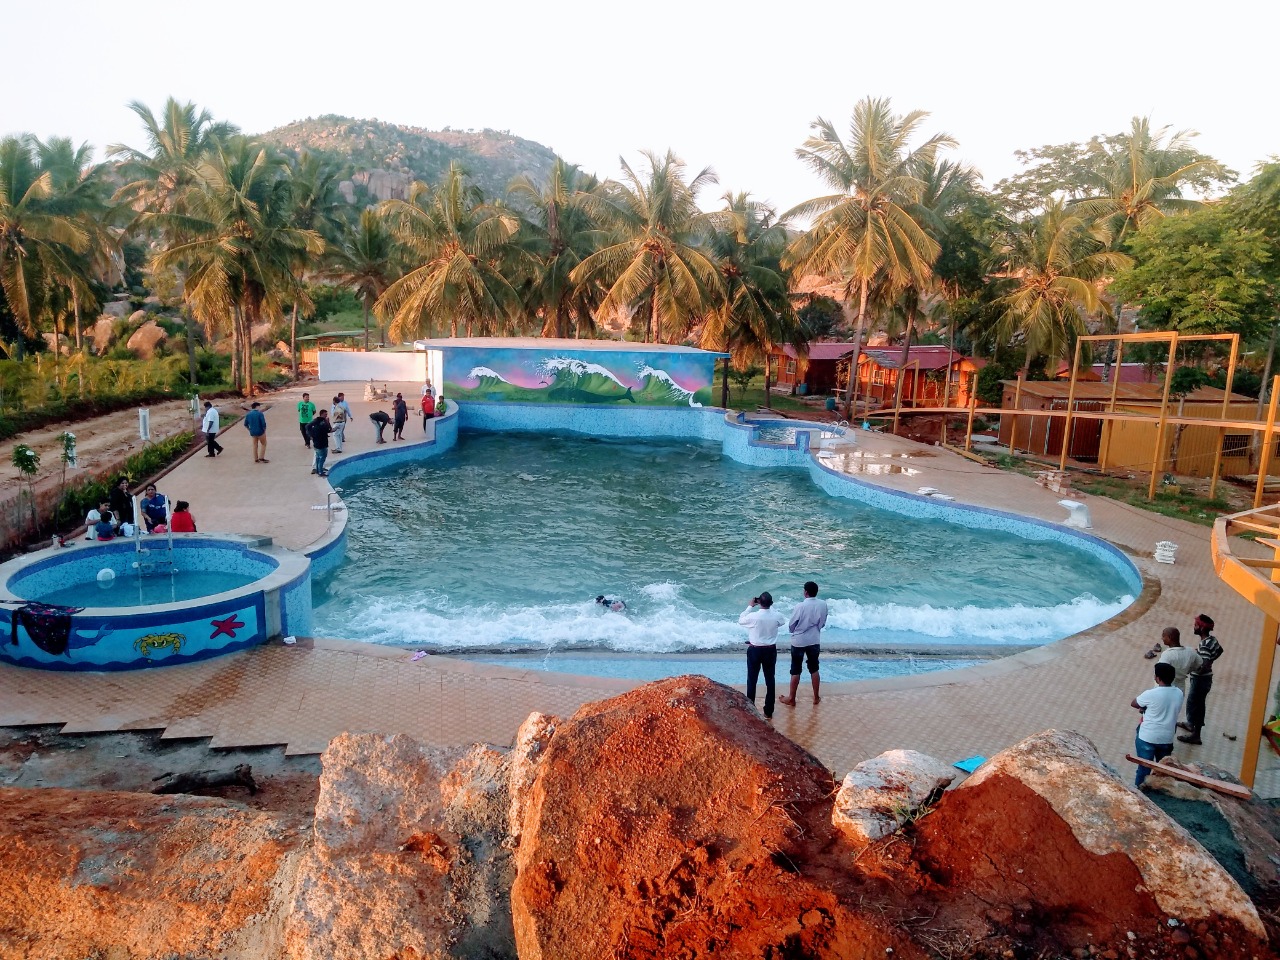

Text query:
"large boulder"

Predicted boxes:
[[90, 315, 118, 354], [508, 711, 558, 846], [912, 729, 1266, 947], [283, 732, 515, 960], [832, 748, 954, 846], [510, 676, 924, 960], [126, 318, 168, 359], [0, 786, 309, 960]]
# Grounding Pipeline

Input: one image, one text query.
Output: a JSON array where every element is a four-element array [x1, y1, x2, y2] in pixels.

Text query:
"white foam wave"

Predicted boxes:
[[824, 594, 1132, 643], [317, 590, 1132, 653], [637, 365, 702, 407], [536, 356, 630, 389], [467, 366, 511, 384]]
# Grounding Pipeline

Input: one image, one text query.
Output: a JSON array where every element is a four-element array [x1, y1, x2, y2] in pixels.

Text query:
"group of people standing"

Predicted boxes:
[[204, 383, 443, 474], [1131, 613, 1221, 787], [738, 581, 828, 720]]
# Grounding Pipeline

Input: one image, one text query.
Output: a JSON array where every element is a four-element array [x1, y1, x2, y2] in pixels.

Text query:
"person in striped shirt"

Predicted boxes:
[[1178, 614, 1222, 745]]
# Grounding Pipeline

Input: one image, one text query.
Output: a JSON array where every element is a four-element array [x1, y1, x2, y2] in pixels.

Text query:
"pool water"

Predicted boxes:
[[754, 424, 803, 444], [463, 653, 980, 684], [36, 570, 258, 608], [314, 433, 1133, 661]]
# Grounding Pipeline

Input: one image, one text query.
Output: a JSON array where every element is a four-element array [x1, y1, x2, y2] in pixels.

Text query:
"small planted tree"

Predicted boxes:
[[729, 364, 762, 405], [12, 444, 40, 536]]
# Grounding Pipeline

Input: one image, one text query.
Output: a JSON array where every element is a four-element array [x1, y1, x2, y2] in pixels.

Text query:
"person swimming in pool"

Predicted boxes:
[[596, 595, 626, 613]]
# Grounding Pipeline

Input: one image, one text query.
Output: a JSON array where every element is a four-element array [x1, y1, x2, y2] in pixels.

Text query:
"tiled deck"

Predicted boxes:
[[2, 385, 1275, 794]]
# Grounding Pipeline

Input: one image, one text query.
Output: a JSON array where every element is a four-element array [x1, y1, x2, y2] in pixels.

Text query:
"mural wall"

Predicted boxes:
[[441, 347, 718, 407]]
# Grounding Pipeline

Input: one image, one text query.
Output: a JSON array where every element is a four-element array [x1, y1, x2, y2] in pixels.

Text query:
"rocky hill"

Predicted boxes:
[[257, 115, 564, 203]]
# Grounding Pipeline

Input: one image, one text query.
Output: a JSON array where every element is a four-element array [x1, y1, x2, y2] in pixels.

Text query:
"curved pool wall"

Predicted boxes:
[[0, 535, 312, 671], [307, 402, 1142, 601]]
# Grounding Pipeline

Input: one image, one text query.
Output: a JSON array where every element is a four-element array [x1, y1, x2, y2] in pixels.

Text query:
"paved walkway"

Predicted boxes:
[[2, 385, 1276, 794]]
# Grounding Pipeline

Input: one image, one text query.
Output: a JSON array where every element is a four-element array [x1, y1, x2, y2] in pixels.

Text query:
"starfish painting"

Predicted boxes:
[[209, 614, 246, 639]]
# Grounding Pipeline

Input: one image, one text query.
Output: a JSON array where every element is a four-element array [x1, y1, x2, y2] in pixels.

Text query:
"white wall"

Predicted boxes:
[[318, 351, 426, 382]]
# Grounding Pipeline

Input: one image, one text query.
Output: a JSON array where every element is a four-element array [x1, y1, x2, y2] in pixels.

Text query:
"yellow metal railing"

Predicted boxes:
[[1212, 503, 1280, 788]]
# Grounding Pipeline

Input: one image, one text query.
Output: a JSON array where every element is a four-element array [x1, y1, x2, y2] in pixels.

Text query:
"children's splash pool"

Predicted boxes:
[[313, 432, 1137, 678]]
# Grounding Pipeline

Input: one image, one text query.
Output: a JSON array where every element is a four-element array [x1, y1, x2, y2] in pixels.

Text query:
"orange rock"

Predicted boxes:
[[0, 786, 309, 960]]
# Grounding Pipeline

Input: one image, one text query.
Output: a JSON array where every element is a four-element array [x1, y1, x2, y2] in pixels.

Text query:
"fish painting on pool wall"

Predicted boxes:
[[442, 346, 718, 407]]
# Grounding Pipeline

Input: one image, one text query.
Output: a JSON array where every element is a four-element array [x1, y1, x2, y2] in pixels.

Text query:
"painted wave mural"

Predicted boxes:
[[443, 347, 717, 407]]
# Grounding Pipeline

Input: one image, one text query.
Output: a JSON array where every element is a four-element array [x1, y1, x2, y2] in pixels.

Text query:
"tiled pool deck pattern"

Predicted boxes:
[[1, 386, 1276, 795]]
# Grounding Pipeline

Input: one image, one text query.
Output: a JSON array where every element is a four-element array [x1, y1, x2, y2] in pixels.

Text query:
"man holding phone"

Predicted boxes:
[[739, 591, 786, 720]]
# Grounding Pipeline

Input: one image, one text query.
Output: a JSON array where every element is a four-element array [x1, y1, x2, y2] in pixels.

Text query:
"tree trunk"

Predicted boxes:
[[1102, 300, 1122, 381], [1169, 396, 1187, 473], [185, 312, 199, 387], [763, 352, 772, 410], [73, 291, 82, 352], [721, 357, 731, 408], [843, 279, 870, 419], [363, 297, 371, 351], [556, 302, 568, 339], [291, 302, 299, 380], [892, 302, 918, 415], [649, 295, 659, 345], [229, 306, 240, 392]]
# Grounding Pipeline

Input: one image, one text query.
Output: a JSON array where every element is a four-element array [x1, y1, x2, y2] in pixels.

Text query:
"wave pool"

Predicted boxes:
[[313, 432, 1134, 670]]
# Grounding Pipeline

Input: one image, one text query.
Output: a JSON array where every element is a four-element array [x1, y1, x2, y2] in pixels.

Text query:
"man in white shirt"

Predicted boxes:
[[201, 401, 223, 457], [738, 591, 786, 720], [1157, 626, 1202, 699], [781, 580, 829, 707], [1131, 661, 1182, 788]]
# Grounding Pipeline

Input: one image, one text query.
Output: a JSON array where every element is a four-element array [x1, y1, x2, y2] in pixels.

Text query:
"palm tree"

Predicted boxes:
[[35, 136, 120, 355], [376, 163, 526, 341], [887, 159, 983, 410], [989, 200, 1132, 371], [1072, 117, 1230, 375], [701, 193, 800, 408], [0, 135, 90, 353], [508, 159, 603, 338], [327, 208, 399, 350], [110, 98, 239, 384], [572, 150, 723, 343], [783, 97, 956, 415], [148, 138, 323, 396], [285, 149, 350, 372]]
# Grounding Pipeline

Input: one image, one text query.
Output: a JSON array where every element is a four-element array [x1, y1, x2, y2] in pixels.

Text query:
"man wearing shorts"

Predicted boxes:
[[780, 581, 828, 706]]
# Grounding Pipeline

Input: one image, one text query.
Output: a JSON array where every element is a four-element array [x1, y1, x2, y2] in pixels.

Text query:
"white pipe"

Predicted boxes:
[[132, 494, 142, 551]]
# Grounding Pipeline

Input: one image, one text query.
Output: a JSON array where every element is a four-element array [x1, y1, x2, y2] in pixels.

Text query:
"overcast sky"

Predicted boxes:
[[5, 0, 1276, 213]]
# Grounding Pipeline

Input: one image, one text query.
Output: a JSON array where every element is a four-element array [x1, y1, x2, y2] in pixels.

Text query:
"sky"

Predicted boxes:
[[4, 0, 1276, 214]]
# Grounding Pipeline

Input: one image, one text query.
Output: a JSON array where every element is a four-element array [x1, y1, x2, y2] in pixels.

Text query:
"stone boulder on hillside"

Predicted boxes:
[[510, 676, 925, 960], [0, 786, 310, 960], [282, 732, 515, 960], [912, 729, 1266, 946], [832, 748, 954, 846], [90, 315, 117, 354], [126, 318, 168, 359]]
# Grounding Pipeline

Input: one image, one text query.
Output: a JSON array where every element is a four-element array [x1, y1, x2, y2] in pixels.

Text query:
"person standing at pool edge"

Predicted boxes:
[[1179, 614, 1222, 745], [392, 393, 408, 440], [1132, 661, 1182, 788], [780, 581, 828, 706], [309, 409, 332, 477], [739, 591, 786, 720], [297, 393, 316, 448]]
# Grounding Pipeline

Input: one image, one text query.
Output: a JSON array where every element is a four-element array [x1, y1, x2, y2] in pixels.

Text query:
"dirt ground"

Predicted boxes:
[[0, 725, 321, 818]]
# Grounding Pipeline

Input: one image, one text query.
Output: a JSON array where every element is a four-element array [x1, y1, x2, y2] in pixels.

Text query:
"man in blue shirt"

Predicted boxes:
[[780, 581, 829, 707], [244, 401, 268, 463], [140, 484, 168, 532]]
